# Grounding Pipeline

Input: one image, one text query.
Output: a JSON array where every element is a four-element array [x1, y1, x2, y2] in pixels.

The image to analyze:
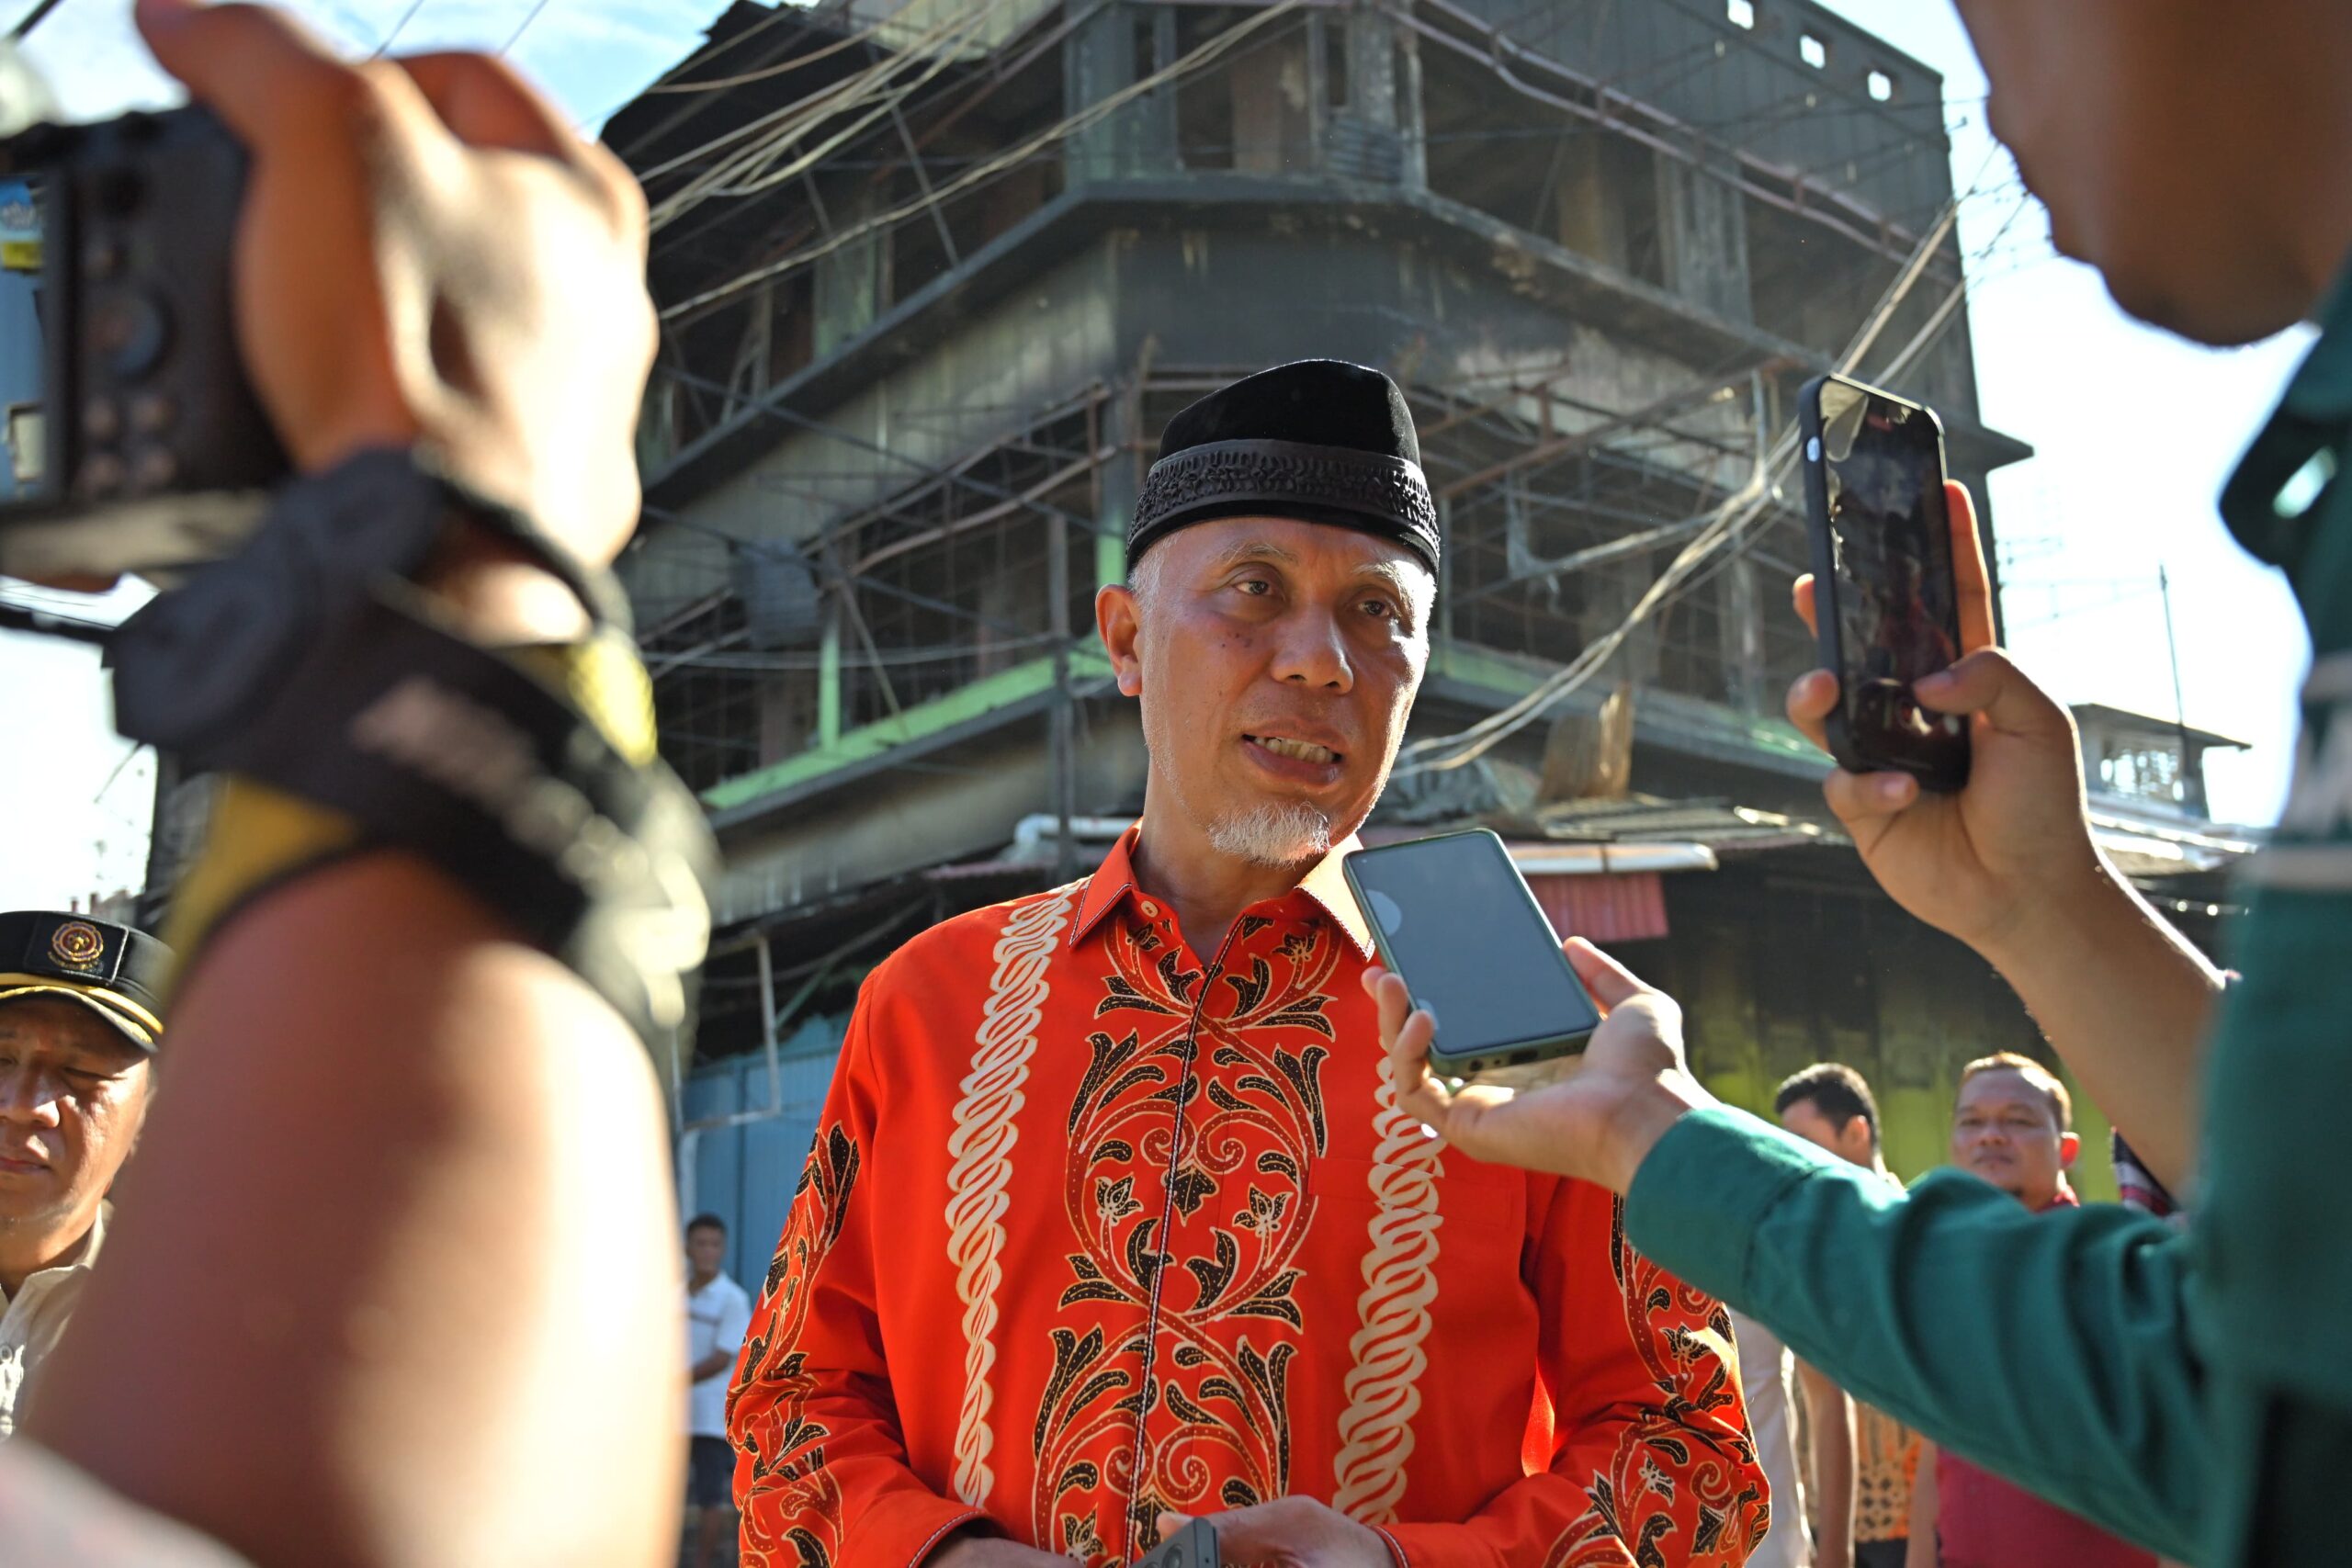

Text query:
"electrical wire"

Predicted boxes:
[[645, 0, 1028, 228], [658, 0, 1315, 322], [369, 0, 430, 60], [495, 0, 557, 58], [1393, 176, 1981, 777]]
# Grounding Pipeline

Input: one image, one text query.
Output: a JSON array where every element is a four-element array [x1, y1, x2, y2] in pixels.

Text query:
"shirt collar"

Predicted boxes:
[[1067, 826, 1375, 958], [0, 1202, 107, 1311], [2284, 257, 2352, 424], [2221, 254, 2352, 566]]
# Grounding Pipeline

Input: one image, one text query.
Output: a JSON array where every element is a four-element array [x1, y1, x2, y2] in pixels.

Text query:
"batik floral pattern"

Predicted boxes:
[[733, 1123, 861, 1568], [1033, 912, 1344, 1556]]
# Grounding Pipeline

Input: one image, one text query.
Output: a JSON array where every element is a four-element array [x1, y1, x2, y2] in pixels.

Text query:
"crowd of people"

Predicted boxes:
[[1, 0, 2349, 1563]]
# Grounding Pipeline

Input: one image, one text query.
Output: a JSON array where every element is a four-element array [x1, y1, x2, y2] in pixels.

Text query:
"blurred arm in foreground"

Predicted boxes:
[[17, 3, 702, 1564]]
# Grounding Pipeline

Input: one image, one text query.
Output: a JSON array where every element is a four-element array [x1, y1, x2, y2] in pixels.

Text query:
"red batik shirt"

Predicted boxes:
[[730, 830, 1765, 1568]]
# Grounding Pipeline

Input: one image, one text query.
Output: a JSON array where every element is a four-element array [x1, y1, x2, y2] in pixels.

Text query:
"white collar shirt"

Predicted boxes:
[[0, 1204, 107, 1440]]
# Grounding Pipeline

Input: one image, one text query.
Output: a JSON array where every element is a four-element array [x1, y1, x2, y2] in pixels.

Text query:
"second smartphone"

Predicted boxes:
[[1798, 372, 1971, 792], [1342, 829, 1601, 1077]]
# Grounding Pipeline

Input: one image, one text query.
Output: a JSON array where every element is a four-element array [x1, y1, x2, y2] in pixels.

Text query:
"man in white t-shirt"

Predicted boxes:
[[684, 1213, 752, 1568]]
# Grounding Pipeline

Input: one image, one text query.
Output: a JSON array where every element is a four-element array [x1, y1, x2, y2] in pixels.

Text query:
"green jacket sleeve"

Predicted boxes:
[[1622, 1105, 2205, 1562]]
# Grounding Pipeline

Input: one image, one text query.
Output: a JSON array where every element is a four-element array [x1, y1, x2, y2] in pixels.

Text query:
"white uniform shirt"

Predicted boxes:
[[1730, 1305, 1813, 1568], [0, 1203, 106, 1440], [686, 1270, 753, 1438]]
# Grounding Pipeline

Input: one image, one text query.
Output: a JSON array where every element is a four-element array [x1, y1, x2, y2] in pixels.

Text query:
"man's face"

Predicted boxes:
[[1100, 516, 1433, 866], [686, 1225, 727, 1278], [1954, 0, 2318, 346], [0, 997, 151, 1244], [1779, 1099, 1872, 1169], [1951, 1067, 2076, 1209]]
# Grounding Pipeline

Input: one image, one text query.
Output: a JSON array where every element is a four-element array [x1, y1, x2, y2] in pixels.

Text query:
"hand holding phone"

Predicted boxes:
[[1799, 374, 1969, 791], [1787, 427, 2107, 964], [1364, 934, 1713, 1195], [1131, 1518, 1218, 1568], [1343, 830, 1601, 1077]]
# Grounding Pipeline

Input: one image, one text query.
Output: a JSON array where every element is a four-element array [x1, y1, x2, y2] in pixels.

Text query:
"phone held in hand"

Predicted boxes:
[[1798, 372, 1970, 793], [1342, 829, 1602, 1077], [1131, 1518, 1218, 1568]]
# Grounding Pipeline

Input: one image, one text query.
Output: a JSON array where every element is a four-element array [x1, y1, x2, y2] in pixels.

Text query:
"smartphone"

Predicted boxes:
[[0, 107, 288, 585], [1130, 1518, 1217, 1568], [1798, 373, 1969, 792], [1343, 829, 1602, 1077]]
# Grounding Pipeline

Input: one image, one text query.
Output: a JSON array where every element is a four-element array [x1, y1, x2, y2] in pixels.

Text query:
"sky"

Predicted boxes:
[[0, 0, 2318, 908]]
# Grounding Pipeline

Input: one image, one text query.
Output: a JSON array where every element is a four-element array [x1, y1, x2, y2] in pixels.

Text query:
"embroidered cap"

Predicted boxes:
[[1126, 360, 1439, 572], [0, 910, 171, 1051]]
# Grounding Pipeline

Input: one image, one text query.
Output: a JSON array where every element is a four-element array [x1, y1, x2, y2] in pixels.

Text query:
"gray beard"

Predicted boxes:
[[1202, 801, 1334, 867], [1144, 720, 1336, 869]]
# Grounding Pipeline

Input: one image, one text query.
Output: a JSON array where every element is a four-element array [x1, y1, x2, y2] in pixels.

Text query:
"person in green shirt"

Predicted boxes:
[[1360, 3, 2352, 1565]]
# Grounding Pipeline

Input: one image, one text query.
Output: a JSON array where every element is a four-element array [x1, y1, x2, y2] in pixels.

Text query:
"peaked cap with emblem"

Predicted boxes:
[[1126, 359, 1439, 571], [0, 910, 172, 1051]]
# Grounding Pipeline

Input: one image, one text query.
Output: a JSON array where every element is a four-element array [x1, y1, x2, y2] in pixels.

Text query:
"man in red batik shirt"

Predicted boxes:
[[728, 361, 1767, 1568]]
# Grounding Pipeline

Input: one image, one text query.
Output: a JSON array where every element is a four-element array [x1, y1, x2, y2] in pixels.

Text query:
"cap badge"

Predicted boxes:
[[49, 920, 105, 970]]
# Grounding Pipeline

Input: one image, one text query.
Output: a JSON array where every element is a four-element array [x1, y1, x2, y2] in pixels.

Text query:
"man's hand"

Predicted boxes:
[[134, 0, 654, 580], [1362, 940, 1714, 1198], [1789, 479, 2222, 1189], [928, 1529, 1074, 1568], [1157, 1499, 1391, 1568], [1787, 480, 2107, 965]]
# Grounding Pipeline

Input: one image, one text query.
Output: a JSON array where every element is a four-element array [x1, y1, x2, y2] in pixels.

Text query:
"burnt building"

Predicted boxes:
[[602, 0, 2204, 1272]]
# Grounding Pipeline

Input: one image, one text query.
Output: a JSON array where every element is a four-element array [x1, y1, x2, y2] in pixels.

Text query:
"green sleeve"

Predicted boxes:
[[1623, 1105, 2206, 1562]]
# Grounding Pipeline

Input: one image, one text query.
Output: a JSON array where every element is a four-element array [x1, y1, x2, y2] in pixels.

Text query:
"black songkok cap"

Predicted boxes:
[[0, 910, 172, 1051], [1126, 359, 1439, 572]]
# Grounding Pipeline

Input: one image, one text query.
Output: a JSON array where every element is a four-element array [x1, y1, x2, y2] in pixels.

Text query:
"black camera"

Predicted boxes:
[[0, 105, 289, 585]]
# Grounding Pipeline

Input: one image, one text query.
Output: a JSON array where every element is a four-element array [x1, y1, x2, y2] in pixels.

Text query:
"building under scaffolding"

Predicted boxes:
[[601, 0, 2240, 1274]]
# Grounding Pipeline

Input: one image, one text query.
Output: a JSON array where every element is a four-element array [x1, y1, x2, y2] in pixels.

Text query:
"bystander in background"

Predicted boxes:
[[0, 912, 164, 1439], [1914, 1056, 2152, 1568], [684, 1214, 749, 1568], [1773, 1065, 1918, 1568]]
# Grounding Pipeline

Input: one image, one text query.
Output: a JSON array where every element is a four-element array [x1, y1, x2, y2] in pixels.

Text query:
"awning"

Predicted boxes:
[[1526, 871, 1671, 943]]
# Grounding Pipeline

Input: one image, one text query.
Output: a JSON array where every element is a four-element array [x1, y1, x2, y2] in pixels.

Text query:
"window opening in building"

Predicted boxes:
[[1800, 32, 1828, 69], [1867, 67, 1895, 101], [1726, 0, 1755, 29]]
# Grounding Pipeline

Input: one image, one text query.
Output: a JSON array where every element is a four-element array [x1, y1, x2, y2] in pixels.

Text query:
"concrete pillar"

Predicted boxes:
[[1555, 137, 1632, 275], [1655, 151, 1753, 325], [812, 197, 883, 358], [1064, 0, 1174, 185]]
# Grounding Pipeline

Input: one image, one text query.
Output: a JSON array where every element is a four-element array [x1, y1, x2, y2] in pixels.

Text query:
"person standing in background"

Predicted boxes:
[[1728, 1307, 1811, 1568], [1910, 1056, 2152, 1568], [1772, 1065, 1918, 1568], [685, 1215, 750, 1568]]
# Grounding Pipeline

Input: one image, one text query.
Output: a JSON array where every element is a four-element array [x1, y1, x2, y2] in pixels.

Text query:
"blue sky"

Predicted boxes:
[[0, 0, 2315, 907]]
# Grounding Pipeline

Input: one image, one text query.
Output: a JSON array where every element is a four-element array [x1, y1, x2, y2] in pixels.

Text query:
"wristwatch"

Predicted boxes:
[[107, 448, 714, 1061]]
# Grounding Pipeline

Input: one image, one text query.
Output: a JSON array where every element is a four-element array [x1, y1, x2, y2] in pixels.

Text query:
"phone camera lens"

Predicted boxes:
[[90, 288, 171, 380]]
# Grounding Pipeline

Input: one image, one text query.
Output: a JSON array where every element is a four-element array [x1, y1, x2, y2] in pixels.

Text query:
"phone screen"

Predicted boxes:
[[0, 174, 47, 503], [1348, 833, 1600, 1070], [1813, 378, 1965, 783]]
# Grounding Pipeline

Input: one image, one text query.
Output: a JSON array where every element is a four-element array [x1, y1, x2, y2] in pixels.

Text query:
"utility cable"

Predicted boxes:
[[659, 0, 1314, 323]]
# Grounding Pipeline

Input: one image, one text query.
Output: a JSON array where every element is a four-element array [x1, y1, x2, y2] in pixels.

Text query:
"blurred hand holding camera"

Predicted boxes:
[[132, 0, 653, 634]]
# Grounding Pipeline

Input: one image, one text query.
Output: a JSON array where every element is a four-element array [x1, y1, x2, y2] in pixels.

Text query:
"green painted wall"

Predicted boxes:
[[1638, 874, 2120, 1201]]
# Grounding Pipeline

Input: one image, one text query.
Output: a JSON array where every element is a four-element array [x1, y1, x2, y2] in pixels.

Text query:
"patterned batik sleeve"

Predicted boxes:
[[1378, 1179, 1769, 1568], [728, 986, 981, 1568]]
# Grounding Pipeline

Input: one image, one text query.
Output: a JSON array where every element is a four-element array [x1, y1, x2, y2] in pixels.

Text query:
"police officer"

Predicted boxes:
[[0, 910, 167, 1438]]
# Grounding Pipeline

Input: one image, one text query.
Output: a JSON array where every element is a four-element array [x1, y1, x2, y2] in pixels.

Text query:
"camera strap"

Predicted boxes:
[[106, 450, 714, 1076]]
